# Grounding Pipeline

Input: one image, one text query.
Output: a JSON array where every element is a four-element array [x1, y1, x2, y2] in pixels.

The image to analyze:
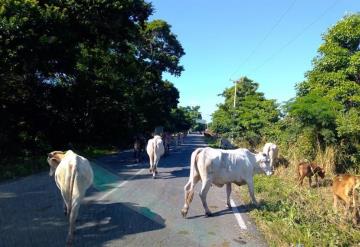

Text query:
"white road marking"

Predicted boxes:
[[98, 168, 146, 201], [230, 198, 247, 230]]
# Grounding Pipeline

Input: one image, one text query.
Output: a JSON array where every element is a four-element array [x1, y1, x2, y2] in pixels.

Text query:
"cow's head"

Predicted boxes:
[[317, 167, 325, 179], [256, 152, 272, 176], [47, 151, 66, 176]]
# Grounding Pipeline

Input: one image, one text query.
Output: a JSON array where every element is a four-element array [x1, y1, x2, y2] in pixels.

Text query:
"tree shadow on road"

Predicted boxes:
[[0, 183, 165, 247], [74, 200, 166, 247], [158, 167, 190, 179]]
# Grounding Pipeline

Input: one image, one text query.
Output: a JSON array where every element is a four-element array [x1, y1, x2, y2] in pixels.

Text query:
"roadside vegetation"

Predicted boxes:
[[0, 0, 206, 181], [0, 146, 117, 181], [237, 171, 360, 247], [209, 13, 360, 246]]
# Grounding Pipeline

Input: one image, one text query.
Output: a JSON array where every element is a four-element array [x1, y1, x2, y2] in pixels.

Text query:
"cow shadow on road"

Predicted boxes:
[[186, 204, 258, 219]]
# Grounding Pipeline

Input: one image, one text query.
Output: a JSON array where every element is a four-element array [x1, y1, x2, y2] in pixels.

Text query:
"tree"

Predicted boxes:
[[292, 13, 360, 168], [0, 0, 185, 157], [211, 77, 280, 146]]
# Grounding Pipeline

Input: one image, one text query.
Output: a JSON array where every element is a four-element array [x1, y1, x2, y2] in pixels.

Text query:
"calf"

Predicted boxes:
[[298, 162, 325, 187], [47, 150, 94, 246], [333, 174, 360, 222]]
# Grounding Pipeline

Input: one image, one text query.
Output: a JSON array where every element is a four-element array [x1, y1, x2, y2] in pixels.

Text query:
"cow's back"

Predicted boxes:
[[55, 151, 93, 197], [154, 136, 165, 157], [200, 148, 254, 186], [75, 155, 94, 190]]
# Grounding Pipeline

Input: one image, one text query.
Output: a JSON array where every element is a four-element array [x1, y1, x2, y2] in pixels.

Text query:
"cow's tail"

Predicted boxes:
[[190, 148, 203, 180], [67, 163, 77, 217]]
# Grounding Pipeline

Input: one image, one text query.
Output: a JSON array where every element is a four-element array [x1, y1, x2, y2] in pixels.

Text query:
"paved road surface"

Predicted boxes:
[[0, 134, 267, 247]]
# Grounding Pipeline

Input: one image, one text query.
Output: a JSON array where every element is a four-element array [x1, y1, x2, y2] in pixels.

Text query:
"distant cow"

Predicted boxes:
[[162, 132, 172, 156], [262, 143, 278, 169], [181, 147, 272, 217], [146, 135, 165, 178], [333, 174, 360, 222], [47, 150, 94, 246], [298, 162, 325, 187], [134, 135, 146, 162]]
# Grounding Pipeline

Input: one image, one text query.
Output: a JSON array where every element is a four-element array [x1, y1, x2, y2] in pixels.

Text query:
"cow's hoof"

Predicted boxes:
[[181, 209, 188, 218], [226, 203, 232, 209], [149, 168, 152, 173], [152, 174, 156, 179], [66, 237, 73, 247], [205, 211, 212, 217]]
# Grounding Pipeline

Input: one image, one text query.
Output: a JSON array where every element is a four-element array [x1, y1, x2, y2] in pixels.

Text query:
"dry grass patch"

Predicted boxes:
[[236, 170, 360, 247]]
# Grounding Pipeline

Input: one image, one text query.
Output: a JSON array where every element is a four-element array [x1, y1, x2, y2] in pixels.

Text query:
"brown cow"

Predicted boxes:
[[333, 174, 360, 223], [298, 162, 325, 187]]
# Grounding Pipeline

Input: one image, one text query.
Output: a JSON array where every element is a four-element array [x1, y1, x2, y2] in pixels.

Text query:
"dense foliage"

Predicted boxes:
[[211, 77, 280, 146], [211, 13, 360, 172], [281, 13, 360, 171], [0, 0, 188, 160]]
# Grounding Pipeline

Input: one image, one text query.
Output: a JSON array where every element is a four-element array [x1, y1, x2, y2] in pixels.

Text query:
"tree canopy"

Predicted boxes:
[[211, 77, 280, 146], [288, 13, 360, 168], [0, 0, 186, 157]]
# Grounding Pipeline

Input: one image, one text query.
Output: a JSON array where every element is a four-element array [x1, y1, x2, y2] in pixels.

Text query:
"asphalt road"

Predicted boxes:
[[0, 134, 267, 247]]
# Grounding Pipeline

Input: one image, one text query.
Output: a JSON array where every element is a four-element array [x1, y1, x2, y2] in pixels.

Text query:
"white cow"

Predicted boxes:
[[181, 147, 272, 217], [262, 142, 278, 170], [146, 135, 165, 178], [47, 150, 94, 246]]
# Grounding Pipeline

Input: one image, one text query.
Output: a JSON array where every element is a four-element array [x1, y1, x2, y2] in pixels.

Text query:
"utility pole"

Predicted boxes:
[[229, 78, 239, 143], [229, 78, 238, 108]]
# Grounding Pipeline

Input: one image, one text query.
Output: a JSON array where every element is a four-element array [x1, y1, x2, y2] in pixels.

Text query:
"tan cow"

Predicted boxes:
[[333, 174, 360, 222], [47, 150, 94, 246]]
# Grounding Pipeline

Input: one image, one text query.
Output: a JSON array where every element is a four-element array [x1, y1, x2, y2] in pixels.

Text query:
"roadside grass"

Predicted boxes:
[[0, 156, 47, 181], [0, 145, 118, 182], [236, 168, 360, 247]]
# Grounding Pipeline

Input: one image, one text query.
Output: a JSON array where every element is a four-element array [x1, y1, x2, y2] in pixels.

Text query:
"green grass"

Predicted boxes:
[[77, 145, 118, 159], [236, 174, 360, 246]]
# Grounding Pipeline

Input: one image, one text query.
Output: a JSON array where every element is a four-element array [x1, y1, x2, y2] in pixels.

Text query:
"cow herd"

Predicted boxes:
[[46, 136, 360, 246]]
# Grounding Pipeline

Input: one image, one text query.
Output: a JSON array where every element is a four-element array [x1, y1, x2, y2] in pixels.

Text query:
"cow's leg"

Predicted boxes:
[[66, 198, 80, 247], [181, 175, 200, 218], [333, 194, 339, 213], [63, 202, 67, 216], [60, 190, 70, 217], [315, 175, 319, 187], [308, 176, 312, 188], [199, 179, 212, 216], [345, 198, 351, 219], [153, 156, 158, 179], [149, 152, 154, 173], [298, 174, 305, 186], [247, 178, 258, 206], [269, 151, 274, 171], [226, 183, 232, 208]]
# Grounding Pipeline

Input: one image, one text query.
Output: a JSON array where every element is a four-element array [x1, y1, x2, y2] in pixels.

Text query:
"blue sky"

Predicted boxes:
[[149, 0, 359, 122]]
